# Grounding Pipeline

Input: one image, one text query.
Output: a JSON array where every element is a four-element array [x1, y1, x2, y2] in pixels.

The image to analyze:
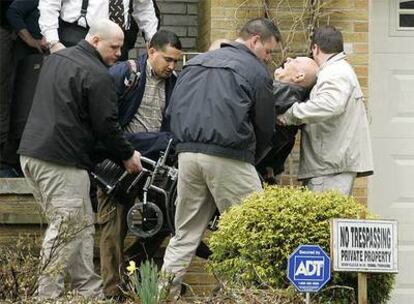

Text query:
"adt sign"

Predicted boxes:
[[287, 245, 331, 292]]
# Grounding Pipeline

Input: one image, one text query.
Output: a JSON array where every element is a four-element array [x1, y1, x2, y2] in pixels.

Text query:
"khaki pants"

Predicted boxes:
[[97, 189, 169, 297], [161, 152, 262, 298], [20, 156, 103, 299], [303, 172, 357, 197]]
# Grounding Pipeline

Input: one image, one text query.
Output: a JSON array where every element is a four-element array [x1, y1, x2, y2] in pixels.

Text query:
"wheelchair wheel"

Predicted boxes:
[[127, 202, 163, 238]]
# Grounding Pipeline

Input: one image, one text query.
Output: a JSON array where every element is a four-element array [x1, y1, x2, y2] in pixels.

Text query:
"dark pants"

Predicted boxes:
[[1, 44, 44, 175], [96, 188, 212, 297], [97, 188, 169, 296], [0, 27, 13, 158]]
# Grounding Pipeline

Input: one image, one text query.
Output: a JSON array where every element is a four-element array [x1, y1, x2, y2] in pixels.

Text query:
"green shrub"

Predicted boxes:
[[208, 186, 395, 304]]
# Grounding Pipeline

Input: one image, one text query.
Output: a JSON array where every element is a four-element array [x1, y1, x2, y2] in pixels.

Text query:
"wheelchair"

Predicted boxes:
[[91, 139, 178, 238]]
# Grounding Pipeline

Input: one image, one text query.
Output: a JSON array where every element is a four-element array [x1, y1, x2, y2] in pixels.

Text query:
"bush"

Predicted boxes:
[[0, 233, 41, 301], [208, 186, 395, 304]]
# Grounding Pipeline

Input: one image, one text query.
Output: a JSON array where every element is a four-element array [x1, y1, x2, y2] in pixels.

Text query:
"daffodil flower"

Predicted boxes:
[[127, 260, 137, 275]]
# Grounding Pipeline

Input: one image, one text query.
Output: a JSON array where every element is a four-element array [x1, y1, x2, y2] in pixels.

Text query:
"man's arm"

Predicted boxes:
[[6, 0, 48, 53], [38, 0, 61, 44], [38, 0, 66, 52], [132, 0, 158, 41], [109, 61, 131, 97], [87, 72, 136, 163], [6, 0, 37, 33], [253, 77, 275, 164], [281, 72, 353, 126]]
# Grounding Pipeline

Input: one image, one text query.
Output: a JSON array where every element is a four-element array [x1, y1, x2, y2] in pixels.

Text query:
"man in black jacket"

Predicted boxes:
[[160, 18, 281, 299], [18, 19, 142, 300], [258, 56, 318, 183]]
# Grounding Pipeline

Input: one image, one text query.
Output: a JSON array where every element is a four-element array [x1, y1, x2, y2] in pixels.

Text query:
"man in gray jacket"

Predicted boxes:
[[278, 26, 374, 196], [160, 18, 281, 299]]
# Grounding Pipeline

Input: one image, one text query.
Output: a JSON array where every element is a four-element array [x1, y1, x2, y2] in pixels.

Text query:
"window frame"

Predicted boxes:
[[390, 0, 414, 36]]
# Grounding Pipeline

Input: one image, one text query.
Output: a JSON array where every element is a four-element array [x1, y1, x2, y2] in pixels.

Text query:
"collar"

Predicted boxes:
[[319, 52, 346, 71], [222, 41, 261, 59], [78, 39, 108, 66], [146, 59, 165, 81], [273, 80, 311, 97], [221, 41, 269, 70]]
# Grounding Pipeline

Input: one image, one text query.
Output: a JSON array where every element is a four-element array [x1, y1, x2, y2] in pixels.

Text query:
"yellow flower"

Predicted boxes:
[[127, 261, 137, 275]]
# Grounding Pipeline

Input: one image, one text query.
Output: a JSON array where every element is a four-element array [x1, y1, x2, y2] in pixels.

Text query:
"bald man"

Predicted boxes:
[[18, 19, 142, 300], [257, 56, 318, 183]]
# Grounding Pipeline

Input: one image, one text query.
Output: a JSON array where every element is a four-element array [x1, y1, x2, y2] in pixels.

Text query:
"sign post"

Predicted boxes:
[[287, 244, 331, 303]]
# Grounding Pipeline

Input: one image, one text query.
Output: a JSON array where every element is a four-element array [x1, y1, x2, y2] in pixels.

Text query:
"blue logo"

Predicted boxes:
[[287, 245, 331, 292]]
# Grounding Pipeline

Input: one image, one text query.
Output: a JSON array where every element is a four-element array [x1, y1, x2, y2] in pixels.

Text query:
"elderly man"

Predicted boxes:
[[160, 18, 281, 299], [18, 19, 142, 299], [278, 26, 373, 195], [258, 56, 319, 183]]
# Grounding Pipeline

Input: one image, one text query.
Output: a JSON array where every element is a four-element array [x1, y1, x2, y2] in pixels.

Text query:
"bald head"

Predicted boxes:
[[274, 56, 318, 88], [86, 19, 123, 41], [86, 19, 124, 66]]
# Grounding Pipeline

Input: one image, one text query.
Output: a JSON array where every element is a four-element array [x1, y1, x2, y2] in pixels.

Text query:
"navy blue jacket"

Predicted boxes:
[[105, 54, 178, 161], [6, 0, 42, 39], [167, 42, 275, 165], [0, 0, 13, 29], [109, 54, 177, 131]]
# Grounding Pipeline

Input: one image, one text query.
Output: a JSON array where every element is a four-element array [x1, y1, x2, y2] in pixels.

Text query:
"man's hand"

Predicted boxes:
[[39, 37, 48, 51], [123, 151, 143, 174], [18, 30, 48, 53], [26, 37, 44, 53], [49, 42, 66, 53], [276, 114, 288, 126]]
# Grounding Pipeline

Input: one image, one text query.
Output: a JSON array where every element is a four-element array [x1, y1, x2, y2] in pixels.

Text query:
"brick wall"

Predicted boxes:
[[199, 0, 370, 204], [132, 0, 200, 57]]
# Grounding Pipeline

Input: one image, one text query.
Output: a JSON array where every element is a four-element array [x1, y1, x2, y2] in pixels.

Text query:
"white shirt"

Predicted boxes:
[[39, 0, 158, 43]]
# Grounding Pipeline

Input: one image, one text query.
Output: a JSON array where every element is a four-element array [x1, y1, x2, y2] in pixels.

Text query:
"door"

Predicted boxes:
[[369, 1, 414, 303]]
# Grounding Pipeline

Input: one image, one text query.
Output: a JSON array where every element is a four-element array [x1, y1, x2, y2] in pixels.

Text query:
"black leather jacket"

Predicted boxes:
[[19, 40, 134, 169], [257, 81, 310, 175]]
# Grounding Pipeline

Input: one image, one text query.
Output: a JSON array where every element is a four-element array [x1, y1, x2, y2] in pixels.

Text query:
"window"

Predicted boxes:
[[398, 1, 414, 29], [390, 0, 414, 36]]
